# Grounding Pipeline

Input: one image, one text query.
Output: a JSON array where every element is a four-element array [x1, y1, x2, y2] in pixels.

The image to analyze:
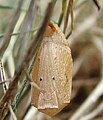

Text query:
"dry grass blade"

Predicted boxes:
[[0, 28, 38, 39], [63, 0, 73, 34], [66, 0, 73, 38], [58, 0, 67, 26], [93, 0, 101, 10], [0, 0, 56, 119], [80, 101, 103, 120], [0, 80, 10, 85], [24, 68, 41, 91], [0, 0, 24, 57], [13, 0, 36, 67], [0, 60, 17, 120]]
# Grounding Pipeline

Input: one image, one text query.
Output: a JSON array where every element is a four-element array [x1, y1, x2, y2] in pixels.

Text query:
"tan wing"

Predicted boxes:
[[37, 42, 59, 109], [52, 22, 73, 103], [46, 23, 73, 105], [48, 41, 73, 105], [56, 45, 72, 104], [30, 45, 42, 108], [38, 40, 73, 116]]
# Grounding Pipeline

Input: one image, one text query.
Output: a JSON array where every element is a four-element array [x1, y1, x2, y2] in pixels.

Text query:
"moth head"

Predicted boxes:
[[44, 22, 56, 37]]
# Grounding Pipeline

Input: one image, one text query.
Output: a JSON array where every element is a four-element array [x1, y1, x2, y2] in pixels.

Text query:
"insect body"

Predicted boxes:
[[31, 22, 73, 116]]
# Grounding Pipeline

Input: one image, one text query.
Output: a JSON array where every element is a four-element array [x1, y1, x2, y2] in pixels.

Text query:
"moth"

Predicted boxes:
[[30, 22, 73, 116]]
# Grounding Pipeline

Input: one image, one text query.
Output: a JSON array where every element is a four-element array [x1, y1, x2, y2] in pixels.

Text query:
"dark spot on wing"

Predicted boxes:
[[52, 77, 55, 80], [40, 77, 43, 81]]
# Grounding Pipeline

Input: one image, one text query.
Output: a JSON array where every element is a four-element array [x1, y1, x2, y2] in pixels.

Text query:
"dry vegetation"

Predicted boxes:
[[0, 0, 103, 120]]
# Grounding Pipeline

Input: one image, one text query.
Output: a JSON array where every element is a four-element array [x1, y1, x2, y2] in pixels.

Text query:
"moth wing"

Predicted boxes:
[[30, 46, 42, 108], [60, 46, 73, 103], [64, 47, 73, 103], [38, 41, 73, 116], [51, 42, 73, 105], [37, 42, 58, 109]]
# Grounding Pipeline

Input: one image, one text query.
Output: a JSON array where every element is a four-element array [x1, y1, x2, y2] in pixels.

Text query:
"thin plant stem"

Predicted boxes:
[[66, 0, 74, 38], [0, 59, 17, 120], [93, 0, 100, 10], [0, 0, 24, 57], [58, 0, 67, 26], [63, 0, 74, 35]]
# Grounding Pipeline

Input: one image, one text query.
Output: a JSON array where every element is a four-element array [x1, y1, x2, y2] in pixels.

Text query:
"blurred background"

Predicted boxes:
[[0, 0, 103, 120]]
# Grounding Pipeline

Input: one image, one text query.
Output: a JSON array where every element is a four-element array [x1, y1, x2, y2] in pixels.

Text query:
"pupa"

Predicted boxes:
[[30, 22, 73, 116]]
